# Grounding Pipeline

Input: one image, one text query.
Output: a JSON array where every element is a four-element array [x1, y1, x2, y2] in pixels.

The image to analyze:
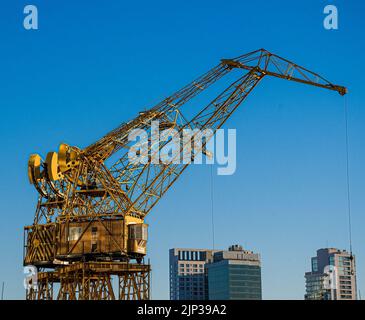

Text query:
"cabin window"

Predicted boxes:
[[91, 226, 98, 241], [91, 243, 97, 253], [128, 224, 148, 240], [68, 227, 82, 241]]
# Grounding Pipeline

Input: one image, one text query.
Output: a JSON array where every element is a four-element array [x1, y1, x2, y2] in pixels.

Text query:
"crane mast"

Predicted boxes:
[[24, 49, 346, 300]]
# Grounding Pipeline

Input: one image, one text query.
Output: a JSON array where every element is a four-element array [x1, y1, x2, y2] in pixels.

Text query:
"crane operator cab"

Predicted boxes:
[[127, 222, 148, 263]]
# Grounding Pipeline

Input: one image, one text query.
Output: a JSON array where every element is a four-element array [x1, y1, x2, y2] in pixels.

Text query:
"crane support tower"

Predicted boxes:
[[24, 49, 346, 300]]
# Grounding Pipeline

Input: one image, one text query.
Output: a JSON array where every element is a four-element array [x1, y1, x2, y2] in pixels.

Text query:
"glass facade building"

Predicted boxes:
[[170, 245, 262, 300], [207, 261, 262, 300]]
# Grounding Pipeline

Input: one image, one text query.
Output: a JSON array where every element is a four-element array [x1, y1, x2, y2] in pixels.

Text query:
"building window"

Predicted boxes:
[[329, 256, 335, 266], [311, 257, 318, 272]]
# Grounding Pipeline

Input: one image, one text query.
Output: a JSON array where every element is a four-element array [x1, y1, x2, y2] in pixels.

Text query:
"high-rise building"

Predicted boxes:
[[206, 245, 262, 300], [169, 248, 217, 300], [304, 248, 357, 300], [169, 245, 262, 300]]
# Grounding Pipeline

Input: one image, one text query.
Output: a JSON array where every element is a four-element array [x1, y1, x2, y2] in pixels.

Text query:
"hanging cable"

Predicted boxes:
[[344, 95, 353, 255], [210, 165, 215, 250]]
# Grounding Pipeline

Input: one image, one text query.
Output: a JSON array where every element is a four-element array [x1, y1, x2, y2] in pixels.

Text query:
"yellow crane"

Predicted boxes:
[[24, 49, 346, 300]]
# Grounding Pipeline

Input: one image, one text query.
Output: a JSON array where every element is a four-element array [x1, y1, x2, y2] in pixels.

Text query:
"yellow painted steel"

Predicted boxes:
[[46, 151, 63, 181], [28, 154, 42, 184]]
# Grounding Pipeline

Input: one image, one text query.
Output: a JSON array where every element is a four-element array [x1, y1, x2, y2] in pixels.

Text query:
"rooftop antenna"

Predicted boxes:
[[1, 281, 4, 300]]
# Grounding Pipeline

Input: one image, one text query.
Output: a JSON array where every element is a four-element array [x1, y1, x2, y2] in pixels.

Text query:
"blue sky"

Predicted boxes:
[[0, 0, 364, 299]]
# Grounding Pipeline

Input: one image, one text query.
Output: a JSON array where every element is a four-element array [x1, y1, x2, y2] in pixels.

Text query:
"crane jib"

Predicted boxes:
[[24, 49, 347, 273]]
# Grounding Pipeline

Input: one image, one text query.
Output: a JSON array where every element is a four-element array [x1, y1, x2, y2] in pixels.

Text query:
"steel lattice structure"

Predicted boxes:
[[24, 49, 346, 300]]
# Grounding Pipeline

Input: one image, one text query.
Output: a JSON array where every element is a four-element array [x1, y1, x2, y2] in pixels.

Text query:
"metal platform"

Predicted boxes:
[[26, 261, 150, 300]]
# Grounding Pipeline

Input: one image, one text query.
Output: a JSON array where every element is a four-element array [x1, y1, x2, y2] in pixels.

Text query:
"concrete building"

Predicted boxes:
[[169, 248, 217, 300], [206, 245, 262, 300], [169, 245, 262, 300], [305, 248, 357, 300]]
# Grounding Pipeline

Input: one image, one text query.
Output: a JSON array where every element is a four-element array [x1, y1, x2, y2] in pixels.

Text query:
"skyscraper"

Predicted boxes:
[[304, 248, 357, 300], [169, 245, 262, 300], [206, 245, 262, 300], [169, 248, 217, 300]]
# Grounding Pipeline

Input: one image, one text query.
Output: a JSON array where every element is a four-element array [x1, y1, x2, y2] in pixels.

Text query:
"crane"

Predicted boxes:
[[24, 49, 346, 300]]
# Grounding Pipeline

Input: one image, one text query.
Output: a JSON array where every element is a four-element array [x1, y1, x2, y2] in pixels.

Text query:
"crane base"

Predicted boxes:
[[26, 261, 150, 300]]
